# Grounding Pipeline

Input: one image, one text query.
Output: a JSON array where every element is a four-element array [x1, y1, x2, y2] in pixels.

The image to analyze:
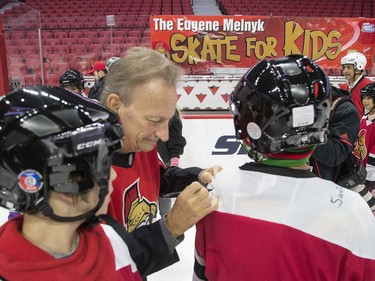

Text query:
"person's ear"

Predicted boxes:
[[106, 93, 121, 113]]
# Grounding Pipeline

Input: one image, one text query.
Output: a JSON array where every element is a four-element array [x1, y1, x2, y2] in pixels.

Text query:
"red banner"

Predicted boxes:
[[150, 15, 375, 73]]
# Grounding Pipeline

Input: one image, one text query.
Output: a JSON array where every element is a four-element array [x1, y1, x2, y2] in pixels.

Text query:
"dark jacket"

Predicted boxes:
[[88, 76, 106, 101], [310, 86, 360, 182], [157, 110, 186, 166]]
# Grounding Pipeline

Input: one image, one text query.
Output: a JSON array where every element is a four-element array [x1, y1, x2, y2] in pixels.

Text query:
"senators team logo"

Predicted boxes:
[[354, 129, 367, 161], [123, 180, 157, 233]]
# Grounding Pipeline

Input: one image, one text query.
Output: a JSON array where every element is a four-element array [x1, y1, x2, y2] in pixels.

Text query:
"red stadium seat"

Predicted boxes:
[[111, 37, 125, 44], [121, 43, 136, 52], [99, 30, 113, 39], [52, 62, 71, 75], [125, 36, 140, 46], [20, 74, 41, 87], [101, 52, 117, 61], [70, 44, 88, 55], [24, 54, 42, 70], [73, 61, 92, 75], [45, 73, 61, 86], [33, 62, 52, 76], [114, 30, 127, 38], [64, 53, 82, 66], [42, 45, 53, 59], [41, 30, 53, 42], [77, 37, 94, 46], [84, 30, 98, 39], [46, 53, 64, 65], [11, 31, 25, 40], [64, 37, 78, 49], [69, 31, 84, 40], [8, 63, 28, 78], [88, 44, 104, 54], [53, 31, 69, 41], [6, 46, 20, 55], [53, 44, 70, 56], [82, 53, 100, 66], [13, 38, 38, 48], [45, 38, 61, 48], [105, 44, 121, 56], [19, 45, 37, 57], [7, 54, 24, 65], [128, 30, 142, 38], [95, 37, 109, 48]]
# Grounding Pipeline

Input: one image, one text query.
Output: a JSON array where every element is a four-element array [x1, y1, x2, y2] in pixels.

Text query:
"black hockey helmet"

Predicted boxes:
[[361, 82, 375, 98], [59, 69, 85, 92], [0, 86, 123, 222], [229, 54, 330, 156]]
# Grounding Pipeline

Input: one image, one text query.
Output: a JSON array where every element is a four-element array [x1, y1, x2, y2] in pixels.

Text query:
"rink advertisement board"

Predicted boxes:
[[150, 15, 375, 71], [179, 114, 249, 169]]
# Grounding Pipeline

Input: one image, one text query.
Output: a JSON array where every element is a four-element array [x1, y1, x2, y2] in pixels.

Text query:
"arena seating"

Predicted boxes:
[[2, 0, 374, 88], [218, 0, 374, 17]]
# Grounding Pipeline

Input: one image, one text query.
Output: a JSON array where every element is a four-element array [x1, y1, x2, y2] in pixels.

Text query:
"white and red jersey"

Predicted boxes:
[[194, 163, 375, 281], [355, 116, 375, 182]]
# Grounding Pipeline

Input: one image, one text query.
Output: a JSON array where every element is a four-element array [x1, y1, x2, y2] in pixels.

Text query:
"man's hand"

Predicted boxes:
[[165, 182, 218, 238], [198, 165, 223, 185]]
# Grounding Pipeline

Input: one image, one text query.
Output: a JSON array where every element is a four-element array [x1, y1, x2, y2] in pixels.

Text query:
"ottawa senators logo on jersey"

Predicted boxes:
[[354, 129, 367, 160], [123, 180, 157, 232]]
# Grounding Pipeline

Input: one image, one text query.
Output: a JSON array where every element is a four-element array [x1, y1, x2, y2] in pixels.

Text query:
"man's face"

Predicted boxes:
[[341, 64, 356, 82], [117, 78, 178, 153], [93, 71, 101, 83]]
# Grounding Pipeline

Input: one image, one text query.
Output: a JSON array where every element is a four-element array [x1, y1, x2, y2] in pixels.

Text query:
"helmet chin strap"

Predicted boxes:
[[365, 106, 375, 117], [38, 188, 108, 224]]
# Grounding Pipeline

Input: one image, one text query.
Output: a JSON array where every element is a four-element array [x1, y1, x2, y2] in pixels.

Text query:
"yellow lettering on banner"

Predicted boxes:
[[170, 34, 240, 65], [284, 21, 342, 60], [245, 37, 277, 59], [325, 31, 341, 60], [170, 33, 188, 62], [283, 21, 304, 55]]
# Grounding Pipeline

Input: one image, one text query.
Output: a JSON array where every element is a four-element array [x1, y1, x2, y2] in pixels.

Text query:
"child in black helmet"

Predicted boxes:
[[59, 69, 86, 97], [194, 55, 375, 280], [0, 85, 219, 280], [356, 82, 375, 194]]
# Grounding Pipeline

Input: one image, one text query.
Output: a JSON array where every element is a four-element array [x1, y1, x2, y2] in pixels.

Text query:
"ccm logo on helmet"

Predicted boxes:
[[77, 139, 102, 150]]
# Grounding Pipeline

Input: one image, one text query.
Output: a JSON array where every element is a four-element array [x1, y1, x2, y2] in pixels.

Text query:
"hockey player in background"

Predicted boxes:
[[340, 51, 372, 117], [356, 82, 375, 195], [194, 55, 375, 280]]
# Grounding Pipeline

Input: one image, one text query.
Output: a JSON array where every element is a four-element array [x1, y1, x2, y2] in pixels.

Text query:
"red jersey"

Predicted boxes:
[[355, 116, 375, 182], [339, 76, 372, 117], [194, 164, 375, 280], [108, 147, 202, 232], [109, 148, 161, 233], [0, 217, 142, 281]]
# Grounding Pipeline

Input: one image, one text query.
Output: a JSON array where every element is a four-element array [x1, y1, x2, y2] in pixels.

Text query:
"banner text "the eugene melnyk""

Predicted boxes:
[[153, 18, 265, 33]]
